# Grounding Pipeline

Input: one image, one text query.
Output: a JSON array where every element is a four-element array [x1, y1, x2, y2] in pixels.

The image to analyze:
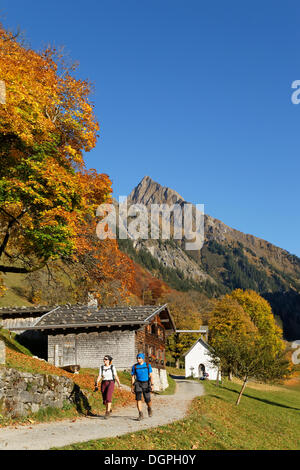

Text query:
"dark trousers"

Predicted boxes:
[[101, 380, 115, 404], [134, 380, 151, 403]]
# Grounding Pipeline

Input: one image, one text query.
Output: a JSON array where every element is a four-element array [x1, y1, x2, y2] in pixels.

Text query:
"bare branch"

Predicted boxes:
[[0, 209, 26, 257], [0, 262, 47, 274], [1, 27, 20, 42]]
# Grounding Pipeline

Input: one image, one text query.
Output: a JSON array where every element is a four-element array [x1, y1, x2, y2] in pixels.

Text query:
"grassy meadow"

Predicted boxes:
[[1, 327, 300, 450], [55, 378, 300, 450]]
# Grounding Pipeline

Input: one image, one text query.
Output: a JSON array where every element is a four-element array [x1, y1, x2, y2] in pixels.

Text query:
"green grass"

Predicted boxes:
[[54, 379, 300, 450], [156, 374, 176, 395], [0, 327, 33, 356], [0, 272, 33, 307], [0, 400, 81, 427], [166, 366, 185, 377], [118, 370, 132, 387], [34, 402, 76, 421]]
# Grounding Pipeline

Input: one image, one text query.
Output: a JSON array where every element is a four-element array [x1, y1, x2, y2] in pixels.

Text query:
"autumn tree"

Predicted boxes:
[[124, 259, 170, 306], [230, 289, 284, 354], [208, 290, 291, 404], [208, 296, 257, 381], [74, 206, 137, 305], [0, 26, 104, 274], [0, 25, 138, 306]]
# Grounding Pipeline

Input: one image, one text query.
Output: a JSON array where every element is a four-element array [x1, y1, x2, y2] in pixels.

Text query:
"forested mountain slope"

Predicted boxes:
[[119, 176, 300, 340]]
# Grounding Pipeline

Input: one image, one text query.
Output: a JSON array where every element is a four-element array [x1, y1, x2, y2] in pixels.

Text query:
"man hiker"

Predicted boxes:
[[131, 353, 154, 420], [95, 355, 121, 419]]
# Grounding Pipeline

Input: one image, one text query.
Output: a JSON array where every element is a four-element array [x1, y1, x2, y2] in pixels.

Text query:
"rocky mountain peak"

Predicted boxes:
[[128, 176, 184, 207], [121, 176, 300, 341]]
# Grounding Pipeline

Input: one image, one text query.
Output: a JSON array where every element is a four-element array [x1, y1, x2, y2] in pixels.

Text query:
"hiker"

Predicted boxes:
[[95, 355, 121, 419], [131, 353, 154, 420]]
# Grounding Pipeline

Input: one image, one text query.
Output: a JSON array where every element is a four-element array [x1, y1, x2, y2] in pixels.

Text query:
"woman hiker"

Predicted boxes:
[[131, 353, 154, 420], [95, 355, 121, 419]]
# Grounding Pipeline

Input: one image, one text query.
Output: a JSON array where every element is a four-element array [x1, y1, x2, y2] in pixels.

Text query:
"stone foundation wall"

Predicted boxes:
[[0, 367, 74, 418], [152, 367, 169, 391], [0, 340, 5, 364]]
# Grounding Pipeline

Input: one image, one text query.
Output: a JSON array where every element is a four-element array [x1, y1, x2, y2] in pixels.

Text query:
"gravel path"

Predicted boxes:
[[0, 378, 204, 450]]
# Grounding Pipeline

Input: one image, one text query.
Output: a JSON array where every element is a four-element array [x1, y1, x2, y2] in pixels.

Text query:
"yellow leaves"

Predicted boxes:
[[231, 289, 285, 353], [0, 26, 131, 287], [0, 276, 7, 298], [209, 289, 285, 362], [64, 144, 79, 159]]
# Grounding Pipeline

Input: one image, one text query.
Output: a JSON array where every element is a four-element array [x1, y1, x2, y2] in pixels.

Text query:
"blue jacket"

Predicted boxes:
[[131, 362, 152, 381]]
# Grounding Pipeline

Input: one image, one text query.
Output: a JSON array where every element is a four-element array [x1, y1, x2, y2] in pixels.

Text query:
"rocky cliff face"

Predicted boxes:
[[128, 175, 183, 206], [126, 176, 300, 279], [127, 176, 213, 283], [120, 176, 300, 340]]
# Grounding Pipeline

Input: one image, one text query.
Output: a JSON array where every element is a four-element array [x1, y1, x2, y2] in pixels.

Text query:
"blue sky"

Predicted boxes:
[[1, 0, 300, 256]]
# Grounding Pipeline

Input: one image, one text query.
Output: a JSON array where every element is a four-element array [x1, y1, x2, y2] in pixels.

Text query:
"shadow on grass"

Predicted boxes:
[[169, 374, 203, 383], [221, 385, 300, 411], [69, 384, 98, 417], [208, 394, 224, 400]]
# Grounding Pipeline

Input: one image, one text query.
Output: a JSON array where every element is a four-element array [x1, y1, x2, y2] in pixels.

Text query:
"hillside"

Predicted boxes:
[[1, 175, 300, 340], [0, 246, 171, 311], [118, 176, 300, 340], [0, 328, 134, 426]]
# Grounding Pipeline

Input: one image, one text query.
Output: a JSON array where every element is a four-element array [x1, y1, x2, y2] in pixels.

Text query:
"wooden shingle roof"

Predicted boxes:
[[0, 303, 176, 332], [9, 303, 175, 332], [0, 305, 53, 316]]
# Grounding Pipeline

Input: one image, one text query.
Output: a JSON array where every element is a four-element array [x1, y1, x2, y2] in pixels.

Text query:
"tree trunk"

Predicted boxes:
[[236, 376, 248, 405], [175, 358, 180, 369], [0, 262, 47, 273], [216, 367, 220, 386], [228, 369, 233, 381]]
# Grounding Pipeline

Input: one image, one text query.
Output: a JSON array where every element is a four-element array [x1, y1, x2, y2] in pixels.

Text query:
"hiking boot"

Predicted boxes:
[[147, 406, 153, 417], [104, 411, 110, 419], [137, 411, 144, 421]]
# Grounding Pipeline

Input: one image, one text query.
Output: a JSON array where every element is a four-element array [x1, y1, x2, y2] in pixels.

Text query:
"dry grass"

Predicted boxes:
[[231, 377, 283, 392]]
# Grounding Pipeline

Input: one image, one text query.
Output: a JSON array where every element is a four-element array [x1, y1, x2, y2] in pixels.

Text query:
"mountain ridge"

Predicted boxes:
[[129, 176, 296, 257], [119, 175, 300, 340]]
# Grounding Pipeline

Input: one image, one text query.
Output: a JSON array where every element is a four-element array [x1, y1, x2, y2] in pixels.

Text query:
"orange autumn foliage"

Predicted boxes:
[[0, 25, 137, 304], [0, 27, 97, 160], [0, 25, 106, 273], [75, 222, 137, 305], [131, 261, 170, 304], [5, 348, 134, 408]]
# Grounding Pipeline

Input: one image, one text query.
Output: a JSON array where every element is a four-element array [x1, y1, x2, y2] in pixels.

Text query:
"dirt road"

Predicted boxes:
[[0, 378, 204, 450]]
